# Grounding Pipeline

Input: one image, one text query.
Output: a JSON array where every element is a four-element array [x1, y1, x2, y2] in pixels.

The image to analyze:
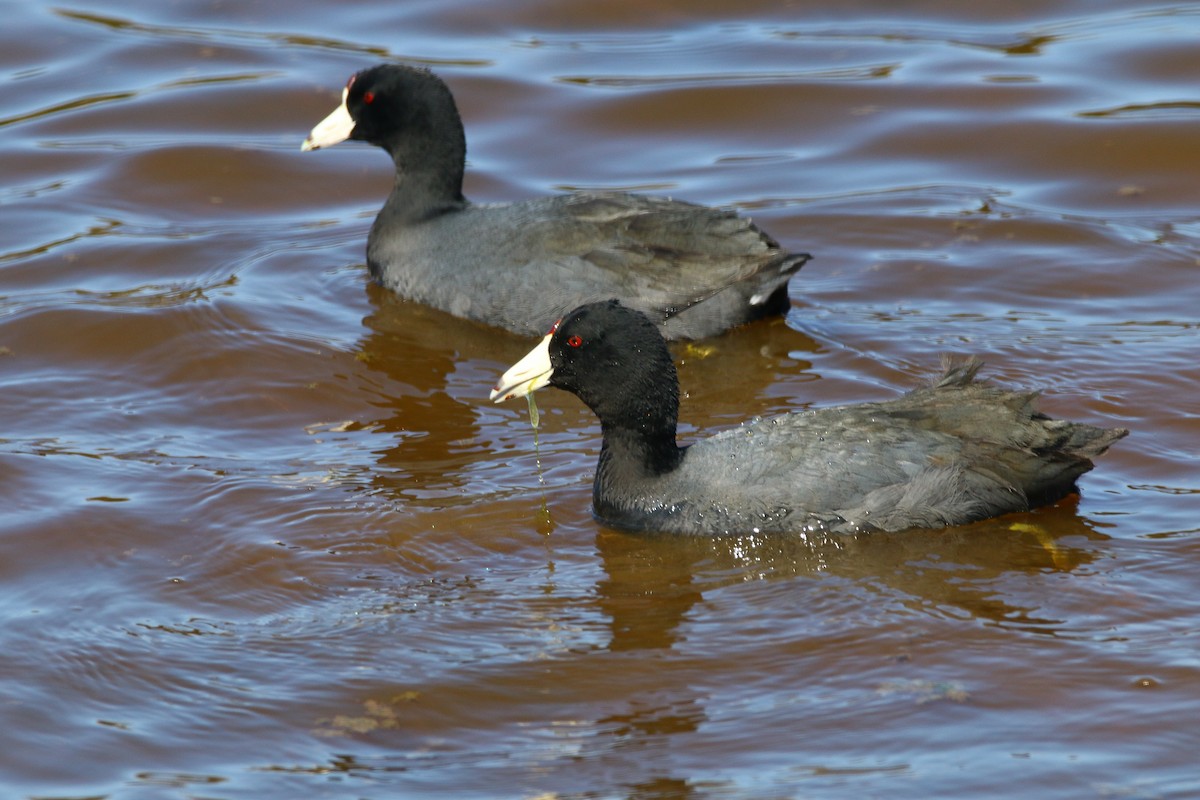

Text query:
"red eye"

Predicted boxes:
[[566, 335, 583, 348], [363, 91, 375, 104]]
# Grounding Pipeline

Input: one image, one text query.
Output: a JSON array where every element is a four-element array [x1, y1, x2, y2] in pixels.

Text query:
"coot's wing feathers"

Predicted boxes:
[[419, 192, 808, 338], [565, 192, 781, 258], [563, 192, 805, 302], [495, 193, 809, 337], [679, 368, 1127, 533], [683, 404, 963, 513]]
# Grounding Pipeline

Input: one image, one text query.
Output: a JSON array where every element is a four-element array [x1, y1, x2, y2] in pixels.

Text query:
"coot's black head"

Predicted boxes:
[[491, 300, 680, 436], [303, 64, 464, 156]]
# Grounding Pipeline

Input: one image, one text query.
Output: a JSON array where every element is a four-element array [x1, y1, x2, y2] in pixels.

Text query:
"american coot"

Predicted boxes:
[[303, 64, 810, 339], [491, 300, 1128, 535]]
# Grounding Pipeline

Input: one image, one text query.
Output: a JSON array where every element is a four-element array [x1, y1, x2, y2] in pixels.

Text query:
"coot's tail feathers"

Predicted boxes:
[[657, 251, 811, 339], [1042, 417, 1129, 460], [930, 355, 1128, 452], [932, 355, 985, 388], [917, 357, 1129, 513], [980, 423, 1126, 511], [749, 252, 812, 308]]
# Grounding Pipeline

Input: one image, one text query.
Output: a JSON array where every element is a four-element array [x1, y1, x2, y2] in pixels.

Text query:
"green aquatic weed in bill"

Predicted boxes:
[[527, 393, 554, 532], [526, 392, 539, 431], [526, 392, 545, 486]]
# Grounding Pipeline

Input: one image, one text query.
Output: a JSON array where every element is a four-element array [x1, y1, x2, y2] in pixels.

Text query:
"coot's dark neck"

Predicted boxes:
[[377, 126, 468, 224], [592, 424, 684, 530], [597, 420, 684, 479]]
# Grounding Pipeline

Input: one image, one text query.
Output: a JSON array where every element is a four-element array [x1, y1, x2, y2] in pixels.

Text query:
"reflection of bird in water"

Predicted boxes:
[[353, 291, 508, 502], [591, 505, 1105, 653]]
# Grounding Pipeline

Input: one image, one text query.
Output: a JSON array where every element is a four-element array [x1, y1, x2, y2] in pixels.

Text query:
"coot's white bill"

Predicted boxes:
[[491, 333, 553, 402], [302, 88, 353, 151]]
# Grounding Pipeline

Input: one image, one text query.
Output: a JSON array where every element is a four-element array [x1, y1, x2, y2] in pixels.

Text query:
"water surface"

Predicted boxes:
[[1, 1, 1198, 798]]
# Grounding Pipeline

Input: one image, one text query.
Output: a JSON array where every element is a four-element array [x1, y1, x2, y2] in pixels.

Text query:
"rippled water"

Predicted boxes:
[[2, 1, 1198, 798]]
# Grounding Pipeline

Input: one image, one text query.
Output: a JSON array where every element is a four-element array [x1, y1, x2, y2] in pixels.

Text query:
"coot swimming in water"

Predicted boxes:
[[491, 300, 1127, 535], [303, 64, 810, 339]]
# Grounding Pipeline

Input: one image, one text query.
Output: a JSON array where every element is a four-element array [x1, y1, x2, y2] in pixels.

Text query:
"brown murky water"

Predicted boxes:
[[2, 1, 1198, 798]]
